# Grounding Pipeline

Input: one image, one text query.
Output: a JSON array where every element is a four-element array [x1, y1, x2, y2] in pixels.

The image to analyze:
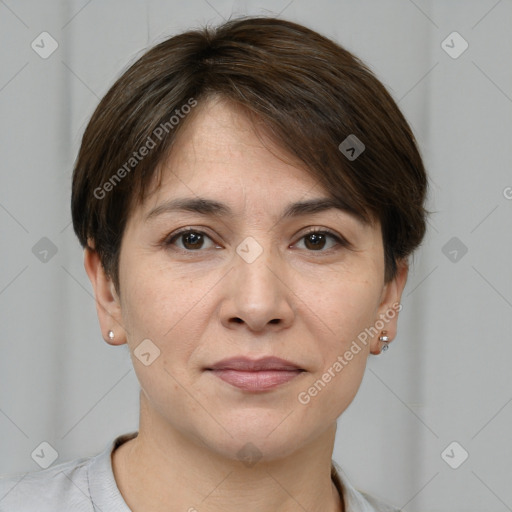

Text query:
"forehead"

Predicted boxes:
[[128, 97, 375, 235], [142, 97, 326, 210]]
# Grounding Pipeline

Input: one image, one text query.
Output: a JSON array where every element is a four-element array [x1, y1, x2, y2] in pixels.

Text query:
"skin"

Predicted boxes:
[[84, 96, 408, 512]]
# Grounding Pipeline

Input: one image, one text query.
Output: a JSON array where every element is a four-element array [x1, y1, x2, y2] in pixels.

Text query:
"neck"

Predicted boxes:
[[112, 393, 343, 512]]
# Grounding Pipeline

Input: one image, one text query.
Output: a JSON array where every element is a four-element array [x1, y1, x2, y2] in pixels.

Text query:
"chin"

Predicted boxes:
[[192, 410, 321, 464], [205, 431, 308, 464]]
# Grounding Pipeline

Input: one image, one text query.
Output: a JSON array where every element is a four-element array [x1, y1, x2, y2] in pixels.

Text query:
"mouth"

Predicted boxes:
[[205, 356, 305, 392]]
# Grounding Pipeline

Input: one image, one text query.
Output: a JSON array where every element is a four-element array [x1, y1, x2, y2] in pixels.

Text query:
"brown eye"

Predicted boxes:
[[166, 230, 216, 251], [296, 230, 343, 252], [181, 232, 204, 250], [304, 232, 327, 250]]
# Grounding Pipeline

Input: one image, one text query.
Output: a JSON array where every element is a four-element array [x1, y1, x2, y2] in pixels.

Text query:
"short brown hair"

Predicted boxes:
[[72, 15, 428, 293]]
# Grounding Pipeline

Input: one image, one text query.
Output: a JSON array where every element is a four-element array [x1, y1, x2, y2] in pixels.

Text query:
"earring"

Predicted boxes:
[[379, 330, 390, 352], [108, 330, 115, 340]]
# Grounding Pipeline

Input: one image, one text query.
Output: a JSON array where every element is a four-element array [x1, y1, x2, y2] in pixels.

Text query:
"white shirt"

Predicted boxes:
[[0, 432, 400, 511]]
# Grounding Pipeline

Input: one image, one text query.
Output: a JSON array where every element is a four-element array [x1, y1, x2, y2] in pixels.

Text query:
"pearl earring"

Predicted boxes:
[[108, 330, 115, 340]]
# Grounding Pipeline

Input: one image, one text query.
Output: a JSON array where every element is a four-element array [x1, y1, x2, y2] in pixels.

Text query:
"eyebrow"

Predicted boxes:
[[145, 197, 366, 223]]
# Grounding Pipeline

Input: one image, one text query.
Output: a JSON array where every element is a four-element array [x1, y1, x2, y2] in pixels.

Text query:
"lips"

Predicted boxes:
[[206, 356, 305, 392], [207, 356, 303, 372]]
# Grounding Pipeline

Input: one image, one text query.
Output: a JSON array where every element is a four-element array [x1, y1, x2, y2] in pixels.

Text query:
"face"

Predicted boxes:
[[87, 97, 407, 462]]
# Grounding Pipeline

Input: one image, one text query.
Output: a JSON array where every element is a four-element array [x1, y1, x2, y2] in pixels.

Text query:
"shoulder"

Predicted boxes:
[[0, 433, 136, 512], [357, 490, 402, 512], [332, 461, 401, 512], [0, 456, 94, 512]]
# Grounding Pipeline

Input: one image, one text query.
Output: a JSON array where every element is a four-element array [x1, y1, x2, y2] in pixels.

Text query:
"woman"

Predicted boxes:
[[0, 15, 427, 512]]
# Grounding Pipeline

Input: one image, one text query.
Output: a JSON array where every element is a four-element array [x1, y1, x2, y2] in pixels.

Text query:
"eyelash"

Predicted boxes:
[[163, 227, 349, 254]]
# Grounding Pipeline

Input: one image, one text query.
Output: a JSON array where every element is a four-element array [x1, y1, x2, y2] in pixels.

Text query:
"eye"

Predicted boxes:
[[166, 229, 218, 251], [164, 227, 348, 253], [294, 229, 346, 252]]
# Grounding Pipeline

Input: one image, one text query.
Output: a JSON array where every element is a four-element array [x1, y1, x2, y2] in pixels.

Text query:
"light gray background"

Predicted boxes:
[[1, 1, 511, 511]]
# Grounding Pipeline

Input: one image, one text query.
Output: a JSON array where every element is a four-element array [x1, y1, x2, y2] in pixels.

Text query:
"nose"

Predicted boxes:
[[219, 241, 295, 332]]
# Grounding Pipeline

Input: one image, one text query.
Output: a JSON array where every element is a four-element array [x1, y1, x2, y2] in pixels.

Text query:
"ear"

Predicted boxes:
[[369, 260, 409, 355], [83, 243, 127, 346]]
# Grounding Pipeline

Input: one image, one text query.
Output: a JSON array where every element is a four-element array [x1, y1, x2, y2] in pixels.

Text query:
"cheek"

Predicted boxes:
[[294, 274, 380, 411], [119, 257, 226, 389], [119, 264, 182, 358], [121, 256, 204, 338], [119, 270, 205, 413], [300, 269, 381, 347]]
